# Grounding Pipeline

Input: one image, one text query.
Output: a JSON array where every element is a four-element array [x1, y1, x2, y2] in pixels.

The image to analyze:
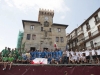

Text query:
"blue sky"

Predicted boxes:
[[0, 0, 100, 51]]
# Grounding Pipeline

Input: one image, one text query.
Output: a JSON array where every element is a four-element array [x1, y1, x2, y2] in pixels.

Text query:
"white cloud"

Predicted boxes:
[[5, 0, 13, 7], [4, 0, 70, 13]]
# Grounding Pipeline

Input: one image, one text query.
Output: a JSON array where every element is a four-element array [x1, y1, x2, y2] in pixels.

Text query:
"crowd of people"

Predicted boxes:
[[0, 47, 100, 70]]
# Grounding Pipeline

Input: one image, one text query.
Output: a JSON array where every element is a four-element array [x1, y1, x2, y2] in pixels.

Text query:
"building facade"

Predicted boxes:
[[67, 8, 100, 51], [22, 9, 68, 51]]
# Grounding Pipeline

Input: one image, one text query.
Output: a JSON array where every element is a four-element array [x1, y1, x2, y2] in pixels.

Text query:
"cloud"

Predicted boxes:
[[4, 0, 70, 13], [5, 0, 13, 7]]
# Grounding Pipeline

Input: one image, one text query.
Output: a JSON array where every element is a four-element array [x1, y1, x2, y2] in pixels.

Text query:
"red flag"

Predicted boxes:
[[54, 42, 57, 48]]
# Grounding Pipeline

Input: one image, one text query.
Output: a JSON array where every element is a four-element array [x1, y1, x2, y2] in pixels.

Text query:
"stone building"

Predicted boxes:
[[22, 9, 68, 51]]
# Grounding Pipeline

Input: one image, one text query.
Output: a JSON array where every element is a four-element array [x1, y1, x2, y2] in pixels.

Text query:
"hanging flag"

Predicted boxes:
[[54, 42, 57, 48]]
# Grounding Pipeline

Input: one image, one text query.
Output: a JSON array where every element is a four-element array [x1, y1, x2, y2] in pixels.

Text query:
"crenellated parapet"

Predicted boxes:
[[39, 8, 54, 17]]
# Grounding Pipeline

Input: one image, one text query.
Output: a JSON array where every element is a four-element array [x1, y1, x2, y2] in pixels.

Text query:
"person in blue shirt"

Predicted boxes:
[[48, 55, 52, 64], [51, 50, 54, 58], [34, 50, 37, 58], [45, 49, 48, 58], [30, 50, 33, 60], [58, 48, 63, 58], [37, 50, 42, 58], [55, 49, 59, 58], [48, 50, 52, 57], [41, 50, 45, 58]]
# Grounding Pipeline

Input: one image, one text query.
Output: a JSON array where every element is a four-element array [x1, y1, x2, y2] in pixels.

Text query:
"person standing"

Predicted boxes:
[[62, 50, 68, 64]]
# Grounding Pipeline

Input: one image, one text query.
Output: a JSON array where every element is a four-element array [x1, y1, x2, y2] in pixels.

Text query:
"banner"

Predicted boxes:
[[31, 58, 47, 64]]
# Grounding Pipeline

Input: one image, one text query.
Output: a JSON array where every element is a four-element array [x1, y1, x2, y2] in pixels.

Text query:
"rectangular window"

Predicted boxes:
[[98, 25, 100, 32], [90, 41, 94, 48], [27, 34, 30, 40], [41, 27, 43, 31], [88, 32, 91, 37], [30, 25, 34, 30], [95, 15, 99, 22], [49, 28, 51, 32], [86, 22, 90, 31], [32, 34, 36, 40], [56, 37, 59, 42], [60, 37, 64, 42], [58, 28, 61, 32]]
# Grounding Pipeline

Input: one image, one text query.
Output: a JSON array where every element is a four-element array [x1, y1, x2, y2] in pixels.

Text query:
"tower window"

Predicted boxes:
[[30, 25, 34, 30], [44, 21, 49, 27]]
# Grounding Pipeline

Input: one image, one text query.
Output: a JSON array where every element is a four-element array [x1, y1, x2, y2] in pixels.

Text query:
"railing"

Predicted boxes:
[[86, 46, 91, 49], [85, 36, 89, 40], [85, 30, 99, 40], [77, 30, 84, 36], [91, 30, 99, 36], [72, 35, 77, 39]]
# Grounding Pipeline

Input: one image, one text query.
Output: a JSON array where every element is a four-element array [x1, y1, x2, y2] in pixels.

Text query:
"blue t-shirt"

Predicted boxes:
[[48, 57, 52, 62], [58, 50, 63, 57], [52, 51, 55, 58], [41, 51, 45, 58], [38, 51, 42, 58], [55, 51, 59, 57]]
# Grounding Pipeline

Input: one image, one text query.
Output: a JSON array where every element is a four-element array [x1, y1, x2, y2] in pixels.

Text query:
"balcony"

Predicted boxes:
[[77, 30, 84, 36], [77, 38, 84, 46], [72, 35, 77, 39], [84, 30, 100, 42]]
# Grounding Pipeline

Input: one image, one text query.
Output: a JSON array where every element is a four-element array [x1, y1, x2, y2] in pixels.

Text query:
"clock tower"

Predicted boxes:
[[38, 8, 54, 27]]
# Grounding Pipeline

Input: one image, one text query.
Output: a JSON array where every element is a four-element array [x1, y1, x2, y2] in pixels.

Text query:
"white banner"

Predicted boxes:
[[31, 58, 47, 64]]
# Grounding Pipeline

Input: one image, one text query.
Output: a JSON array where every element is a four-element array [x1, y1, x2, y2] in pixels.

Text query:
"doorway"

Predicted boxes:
[[30, 47, 35, 51], [43, 48, 48, 51]]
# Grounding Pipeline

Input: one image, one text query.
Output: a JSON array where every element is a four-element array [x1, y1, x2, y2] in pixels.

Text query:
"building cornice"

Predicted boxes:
[[22, 20, 40, 28], [53, 23, 68, 28]]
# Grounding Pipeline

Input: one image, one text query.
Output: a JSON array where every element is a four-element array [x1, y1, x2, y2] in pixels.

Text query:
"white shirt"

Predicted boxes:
[[92, 49, 95, 55], [70, 51, 74, 56], [75, 51, 78, 56], [66, 51, 69, 57], [72, 55, 78, 61], [97, 49, 100, 55], [85, 50, 89, 56], [81, 56, 86, 61]]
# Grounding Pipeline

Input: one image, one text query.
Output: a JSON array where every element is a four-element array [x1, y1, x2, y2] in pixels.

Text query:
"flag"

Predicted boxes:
[[54, 42, 57, 48], [31, 58, 47, 64]]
